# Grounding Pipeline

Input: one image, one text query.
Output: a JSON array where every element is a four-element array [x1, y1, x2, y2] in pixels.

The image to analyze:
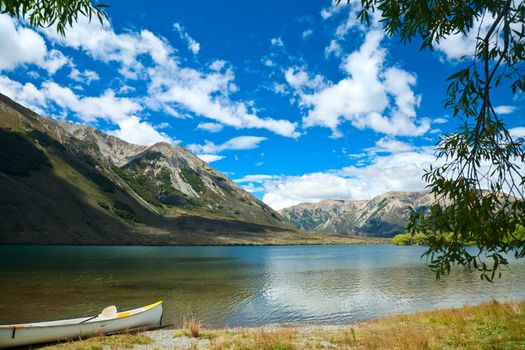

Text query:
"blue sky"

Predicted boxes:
[[0, 0, 523, 209]]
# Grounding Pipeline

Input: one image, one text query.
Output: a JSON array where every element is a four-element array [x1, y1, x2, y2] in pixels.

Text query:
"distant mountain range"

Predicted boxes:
[[280, 191, 438, 237], [0, 93, 301, 244]]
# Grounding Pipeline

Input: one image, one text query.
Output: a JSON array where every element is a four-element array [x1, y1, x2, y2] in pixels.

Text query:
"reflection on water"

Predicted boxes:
[[0, 245, 524, 327]]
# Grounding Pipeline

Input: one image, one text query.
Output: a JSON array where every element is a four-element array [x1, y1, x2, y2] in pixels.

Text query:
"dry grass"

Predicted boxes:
[[186, 316, 201, 338], [39, 300, 525, 350], [38, 333, 152, 350], [204, 300, 525, 350]]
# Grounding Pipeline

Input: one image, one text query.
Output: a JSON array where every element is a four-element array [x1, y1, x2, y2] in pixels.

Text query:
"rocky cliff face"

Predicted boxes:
[[0, 93, 291, 244], [57, 122, 283, 224], [280, 191, 437, 237]]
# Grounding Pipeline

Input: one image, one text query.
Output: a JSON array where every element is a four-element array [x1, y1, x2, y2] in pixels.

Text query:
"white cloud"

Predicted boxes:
[[39, 49, 69, 74], [270, 37, 284, 47], [433, 117, 448, 124], [197, 122, 224, 133], [209, 60, 226, 71], [0, 14, 68, 74], [0, 74, 140, 124], [244, 145, 437, 210], [288, 30, 429, 137], [43, 16, 172, 78], [285, 67, 326, 93], [173, 22, 200, 55], [436, 15, 497, 61], [324, 40, 342, 57], [302, 29, 314, 39], [263, 173, 361, 209], [188, 136, 267, 154], [197, 154, 225, 163], [365, 136, 414, 154], [69, 67, 100, 84], [494, 105, 516, 115], [240, 182, 264, 193], [333, 0, 382, 38], [235, 174, 280, 183], [109, 116, 176, 146], [0, 75, 175, 147], [383, 67, 420, 118], [40, 15, 299, 138], [510, 127, 525, 139], [188, 136, 267, 163], [273, 83, 286, 94], [0, 76, 47, 113], [320, 3, 344, 19], [43, 82, 141, 123], [263, 59, 275, 67], [148, 62, 300, 137]]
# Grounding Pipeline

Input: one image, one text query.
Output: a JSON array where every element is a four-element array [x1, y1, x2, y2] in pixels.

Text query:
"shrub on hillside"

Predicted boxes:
[[0, 129, 50, 176]]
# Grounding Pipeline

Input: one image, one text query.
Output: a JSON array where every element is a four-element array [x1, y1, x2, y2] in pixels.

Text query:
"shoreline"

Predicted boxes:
[[40, 299, 525, 349], [0, 239, 391, 247]]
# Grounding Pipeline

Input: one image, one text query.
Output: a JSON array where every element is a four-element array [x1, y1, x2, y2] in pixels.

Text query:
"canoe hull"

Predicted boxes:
[[0, 303, 162, 349]]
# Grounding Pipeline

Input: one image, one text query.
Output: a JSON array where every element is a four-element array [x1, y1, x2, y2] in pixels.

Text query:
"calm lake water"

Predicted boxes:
[[1, 244, 524, 327]]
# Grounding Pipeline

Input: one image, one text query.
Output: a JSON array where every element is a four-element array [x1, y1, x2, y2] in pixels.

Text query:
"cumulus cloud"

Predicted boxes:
[[271, 37, 284, 47], [235, 174, 280, 183], [173, 22, 200, 55], [0, 14, 68, 74], [285, 67, 326, 93], [288, 30, 429, 137], [0, 76, 48, 113], [365, 136, 414, 154], [433, 117, 448, 124], [209, 60, 226, 71], [510, 127, 525, 139], [238, 144, 437, 210], [435, 15, 496, 61], [188, 136, 267, 163], [148, 62, 300, 137], [197, 122, 224, 133], [302, 29, 314, 39], [196, 154, 225, 163], [320, 3, 344, 20], [38, 14, 300, 138], [0, 74, 175, 146], [68, 67, 100, 84], [188, 136, 267, 154], [109, 116, 177, 146], [494, 105, 516, 115], [42, 82, 141, 122], [324, 40, 342, 57], [43, 15, 172, 79]]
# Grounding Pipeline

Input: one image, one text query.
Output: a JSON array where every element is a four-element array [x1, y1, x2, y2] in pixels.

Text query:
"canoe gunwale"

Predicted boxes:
[[0, 301, 163, 330]]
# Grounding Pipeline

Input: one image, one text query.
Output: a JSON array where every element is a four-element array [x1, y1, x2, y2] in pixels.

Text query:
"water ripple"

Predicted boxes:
[[0, 245, 524, 327]]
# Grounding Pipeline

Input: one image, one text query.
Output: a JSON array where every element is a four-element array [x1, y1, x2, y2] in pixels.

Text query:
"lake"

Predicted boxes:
[[1, 244, 524, 327]]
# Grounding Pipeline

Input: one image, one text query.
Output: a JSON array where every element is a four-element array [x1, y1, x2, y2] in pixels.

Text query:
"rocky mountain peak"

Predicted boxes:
[[280, 191, 436, 237], [0, 93, 293, 244]]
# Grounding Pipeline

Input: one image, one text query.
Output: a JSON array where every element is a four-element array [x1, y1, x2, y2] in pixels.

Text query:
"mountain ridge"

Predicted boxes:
[[0, 93, 307, 244], [280, 191, 438, 237]]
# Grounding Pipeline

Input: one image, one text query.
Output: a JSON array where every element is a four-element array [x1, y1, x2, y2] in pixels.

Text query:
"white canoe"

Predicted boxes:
[[0, 301, 163, 348]]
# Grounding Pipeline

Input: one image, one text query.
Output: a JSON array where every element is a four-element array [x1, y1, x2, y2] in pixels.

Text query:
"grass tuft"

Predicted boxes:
[[182, 316, 202, 338]]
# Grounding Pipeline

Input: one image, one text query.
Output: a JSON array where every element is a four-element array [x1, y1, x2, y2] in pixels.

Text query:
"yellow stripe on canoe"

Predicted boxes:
[[116, 301, 162, 318], [144, 301, 163, 310]]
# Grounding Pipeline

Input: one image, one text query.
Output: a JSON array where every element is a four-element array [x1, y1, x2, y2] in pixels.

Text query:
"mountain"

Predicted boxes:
[[280, 191, 438, 237], [0, 93, 300, 244]]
